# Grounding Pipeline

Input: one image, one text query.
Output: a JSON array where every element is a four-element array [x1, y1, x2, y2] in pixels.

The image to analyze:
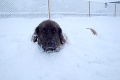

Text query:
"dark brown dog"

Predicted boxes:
[[32, 19, 66, 52]]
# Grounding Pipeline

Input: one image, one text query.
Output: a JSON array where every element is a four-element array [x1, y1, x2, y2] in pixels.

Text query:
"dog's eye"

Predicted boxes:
[[42, 30, 47, 34], [42, 30, 45, 33], [51, 30, 56, 34], [52, 28, 56, 34]]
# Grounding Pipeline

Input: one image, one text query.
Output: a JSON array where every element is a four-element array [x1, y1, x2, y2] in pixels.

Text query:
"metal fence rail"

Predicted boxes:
[[0, 0, 119, 18]]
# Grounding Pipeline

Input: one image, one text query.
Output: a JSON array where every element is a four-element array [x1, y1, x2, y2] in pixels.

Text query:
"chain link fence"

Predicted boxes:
[[0, 0, 120, 18]]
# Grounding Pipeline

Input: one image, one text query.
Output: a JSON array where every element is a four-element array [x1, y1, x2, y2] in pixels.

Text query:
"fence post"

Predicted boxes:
[[114, 4, 116, 17], [89, 1, 90, 17], [48, 0, 50, 19]]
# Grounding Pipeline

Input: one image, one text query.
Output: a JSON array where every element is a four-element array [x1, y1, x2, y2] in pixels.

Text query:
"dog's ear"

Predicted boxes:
[[35, 26, 39, 35], [59, 27, 66, 44], [32, 27, 39, 43]]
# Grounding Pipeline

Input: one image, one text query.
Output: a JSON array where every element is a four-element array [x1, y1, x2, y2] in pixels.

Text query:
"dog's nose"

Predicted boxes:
[[46, 40, 54, 47], [45, 38, 56, 47]]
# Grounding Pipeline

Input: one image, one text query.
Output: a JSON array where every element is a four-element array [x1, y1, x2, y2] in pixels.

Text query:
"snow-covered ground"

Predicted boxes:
[[0, 16, 120, 80]]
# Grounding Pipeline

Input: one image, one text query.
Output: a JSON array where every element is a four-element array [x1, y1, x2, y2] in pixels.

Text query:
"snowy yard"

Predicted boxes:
[[0, 16, 120, 80]]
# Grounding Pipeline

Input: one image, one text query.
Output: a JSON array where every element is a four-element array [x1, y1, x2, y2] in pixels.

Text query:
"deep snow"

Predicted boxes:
[[0, 16, 120, 80]]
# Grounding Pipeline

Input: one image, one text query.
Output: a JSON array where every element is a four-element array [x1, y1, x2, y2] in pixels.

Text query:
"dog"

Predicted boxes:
[[32, 19, 66, 52]]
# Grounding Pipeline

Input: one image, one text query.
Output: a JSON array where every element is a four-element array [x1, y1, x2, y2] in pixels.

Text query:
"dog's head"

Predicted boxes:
[[35, 20, 66, 52]]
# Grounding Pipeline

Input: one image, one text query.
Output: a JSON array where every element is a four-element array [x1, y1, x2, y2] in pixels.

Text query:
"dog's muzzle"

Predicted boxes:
[[44, 38, 56, 51]]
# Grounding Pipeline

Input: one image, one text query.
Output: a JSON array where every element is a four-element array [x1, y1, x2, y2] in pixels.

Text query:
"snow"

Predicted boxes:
[[85, 0, 117, 3], [0, 16, 120, 80]]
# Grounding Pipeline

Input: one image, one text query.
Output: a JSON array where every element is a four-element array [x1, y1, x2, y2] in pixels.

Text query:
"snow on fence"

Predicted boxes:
[[0, 0, 119, 18]]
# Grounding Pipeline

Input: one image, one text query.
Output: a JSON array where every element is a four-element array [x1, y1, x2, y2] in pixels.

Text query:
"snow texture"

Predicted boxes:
[[0, 16, 120, 80]]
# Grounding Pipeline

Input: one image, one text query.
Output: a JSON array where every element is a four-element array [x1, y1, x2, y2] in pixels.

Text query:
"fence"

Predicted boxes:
[[0, 0, 119, 18]]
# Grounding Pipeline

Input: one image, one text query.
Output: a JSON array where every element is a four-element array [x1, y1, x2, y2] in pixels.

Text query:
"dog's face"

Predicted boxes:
[[39, 24, 61, 51], [34, 20, 66, 52]]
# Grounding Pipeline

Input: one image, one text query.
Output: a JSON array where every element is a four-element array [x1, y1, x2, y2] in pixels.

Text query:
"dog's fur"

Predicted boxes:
[[32, 19, 66, 52]]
